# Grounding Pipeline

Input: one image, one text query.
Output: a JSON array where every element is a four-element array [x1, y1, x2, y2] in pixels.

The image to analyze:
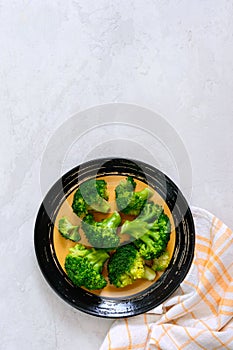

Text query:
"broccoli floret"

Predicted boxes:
[[58, 216, 81, 242], [151, 250, 170, 271], [115, 176, 153, 216], [107, 243, 156, 288], [121, 208, 171, 260], [72, 179, 110, 218], [82, 211, 121, 249], [138, 202, 163, 222], [64, 243, 109, 290]]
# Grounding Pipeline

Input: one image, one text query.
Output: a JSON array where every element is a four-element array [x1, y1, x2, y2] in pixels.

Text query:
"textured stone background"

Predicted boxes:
[[1, 1, 233, 349]]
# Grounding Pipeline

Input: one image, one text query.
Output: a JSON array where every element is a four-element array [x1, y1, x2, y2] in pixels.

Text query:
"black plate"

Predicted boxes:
[[34, 158, 195, 318]]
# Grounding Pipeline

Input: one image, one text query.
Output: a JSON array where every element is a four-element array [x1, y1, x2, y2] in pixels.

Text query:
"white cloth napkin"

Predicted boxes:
[[100, 207, 233, 350]]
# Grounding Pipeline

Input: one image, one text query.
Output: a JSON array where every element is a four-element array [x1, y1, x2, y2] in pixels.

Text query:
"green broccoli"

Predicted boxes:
[[151, 250, 170, 271], [119, 202, 163, 239], [115, 176, 153, 216], [121, 208, 171, 260], [138, 202, 163, 222], [72, 179, 110, 218], [82, 211, 121, 249], [58, 216, 81, 242], [107, 243, 156, 288], [64, 243, 109, 290]]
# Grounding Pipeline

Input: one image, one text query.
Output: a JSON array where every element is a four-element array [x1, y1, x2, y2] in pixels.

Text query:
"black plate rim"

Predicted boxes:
[[34, 157, 195, 318]]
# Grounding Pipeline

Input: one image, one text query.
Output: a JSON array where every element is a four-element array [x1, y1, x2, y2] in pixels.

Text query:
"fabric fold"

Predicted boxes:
[[100, 207, 233, 350]]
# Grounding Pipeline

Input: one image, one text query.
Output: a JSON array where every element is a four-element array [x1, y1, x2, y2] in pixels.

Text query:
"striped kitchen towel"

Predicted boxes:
[[100, 207, 233, 350]]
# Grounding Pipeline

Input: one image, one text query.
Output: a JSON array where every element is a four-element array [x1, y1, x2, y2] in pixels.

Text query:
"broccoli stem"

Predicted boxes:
[[69, 245, 90, 258], [143, 266, 156, 281], [138, 203, 163, 222], [88, 251, 110, 272], [89, 198, 110, 213], [103, 211, 122, 228], [136, 188, 154, 201], [121, 220, 149, 238]]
